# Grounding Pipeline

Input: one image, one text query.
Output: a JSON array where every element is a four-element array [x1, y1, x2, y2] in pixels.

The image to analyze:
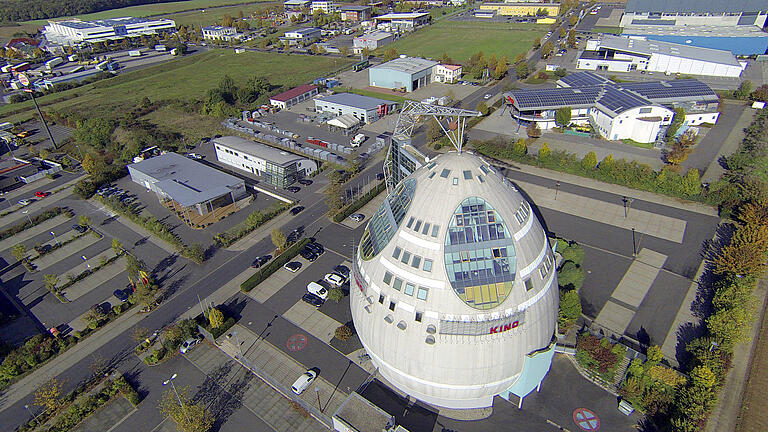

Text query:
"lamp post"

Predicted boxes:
[[232, 330, 243, 358], [163, 373, 191, 425], [22, 209, 32, 225], [50, 231, 59, 247], [81, 255, 90, 270], [315, 388, 322, 412], [631, 227, 637, 256], [622, 196, 633, 218], [24, 404, 39, 425], [554, 181, 560, 200]]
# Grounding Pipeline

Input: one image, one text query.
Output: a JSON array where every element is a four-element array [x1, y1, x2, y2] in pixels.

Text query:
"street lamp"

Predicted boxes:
[[81, 255, 90, 270], [232, 330, 243, 358], [315, 388, 322, 412], [24, 404, 39, 425], [631, 227, 637, 256], [555, 181, 561, 200], [163, 373, 191, 425], [50, 231, 59, 247], [22, 209, 32, 225], [621, 196, 633, 218]]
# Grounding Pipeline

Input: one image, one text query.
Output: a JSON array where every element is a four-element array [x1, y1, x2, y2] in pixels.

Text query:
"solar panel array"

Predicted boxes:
[[620, 80, 718, 100], [597, 85, 652, 114], [508, 87, 601, 110], [558, 71, 612, 88]]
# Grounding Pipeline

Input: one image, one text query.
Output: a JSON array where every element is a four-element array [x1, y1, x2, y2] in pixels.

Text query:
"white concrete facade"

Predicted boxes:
[[591, 105, 673, 142], [351, 152, 558, 409], [433, 64, 462, 83], [202, 26, 241, 41], [43, 17, 176, 46], [311, 0, 338, 14]]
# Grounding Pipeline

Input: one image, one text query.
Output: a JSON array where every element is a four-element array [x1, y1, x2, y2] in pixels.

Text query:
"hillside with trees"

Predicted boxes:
[[0, 0, 186, 22]]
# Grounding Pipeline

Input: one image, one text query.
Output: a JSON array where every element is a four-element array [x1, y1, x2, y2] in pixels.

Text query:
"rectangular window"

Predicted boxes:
[[479, 165, 489, 174], [401, 250, 411, 264], [463, 170, 472, 180], [455, 215, 463, 227], [389, 301, 396, 311], [414, 220, 422, 232], [440, 169, 450, 178], [422, 258, 433, 272], [404, 283, 415, 296], [383, 271, 393, 285], [392, 278, 403, 291], [415, 311, 423, 322], [417, 287, 428, 300], [422, 222, 430, 235], [406, 217, 414, 228], [392, 247, 402, 260], [411, 255, 421, 268], [431, 225, 439, 237], [525, 278, 534, 292], [428, 172, 436, 179], [378, 294, 385, 304], [452, 178, 458, 185], [477, 175, 484, 183]]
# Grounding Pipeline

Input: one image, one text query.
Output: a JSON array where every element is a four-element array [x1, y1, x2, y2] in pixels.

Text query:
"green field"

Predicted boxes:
[[0, 49, 353, 123], [158, 2, 274, 27], [380, 21, 547, 63]]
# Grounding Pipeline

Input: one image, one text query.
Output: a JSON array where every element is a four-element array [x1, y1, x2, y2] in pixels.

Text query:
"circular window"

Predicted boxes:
[[384, 314, 394, 323], [397, 321, 407, 330], [425, 335, 436, 345], [426, 324, 437, 334]]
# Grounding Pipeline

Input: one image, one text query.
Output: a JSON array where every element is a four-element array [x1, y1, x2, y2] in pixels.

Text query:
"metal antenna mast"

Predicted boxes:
[[384, 101, 481, 192]]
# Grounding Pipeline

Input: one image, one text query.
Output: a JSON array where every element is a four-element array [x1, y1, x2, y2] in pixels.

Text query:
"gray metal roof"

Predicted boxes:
[[315, 92, 392, 110], [596, 35, 741, 67], [625, 0, 767, 14], [371, 57, 437, 74], [128, 152, 242, 207], [213, 136, 309, 166]]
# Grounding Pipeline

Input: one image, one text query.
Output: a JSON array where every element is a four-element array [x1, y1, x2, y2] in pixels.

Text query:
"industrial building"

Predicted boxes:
[[284, 0, 311, 9], [127, 152, 248, 227], [282, 27, 321, 45], [478, 2, 560, 17], [34, 68, 105, 90], [269, 84, 319, 109], [618, 0, 768, 55], [341, 5, 372, 21], [503, 71, 720, 143], [353, 31, 394, 53], [433, 64, 462, 83], [369, 57, 438, 92], [202, 26, 242, 41], [213, 136, 317, 188], [577, 35, 745, 78], [374, 12, 431, 31], [314, 93, 398, 124], [351, 150, 559, 409], [43, 16, 176, 46], [311, 0, 338, 14]]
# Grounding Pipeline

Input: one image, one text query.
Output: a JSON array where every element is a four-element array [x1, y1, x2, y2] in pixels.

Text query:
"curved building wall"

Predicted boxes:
[[351, 151, 559, 409]]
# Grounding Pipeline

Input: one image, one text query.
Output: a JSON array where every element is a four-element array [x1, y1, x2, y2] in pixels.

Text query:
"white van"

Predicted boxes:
[[307, 281, 328, 299], [350, 133, 367, 147]]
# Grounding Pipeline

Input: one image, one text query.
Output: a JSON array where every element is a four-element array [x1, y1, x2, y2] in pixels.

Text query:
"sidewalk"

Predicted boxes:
[[0, 302, 145, 412], [0, 176, 81, 229], [0, 214, 70, 252], [32, 234, 102, 271], [701, 105, 755, 183]]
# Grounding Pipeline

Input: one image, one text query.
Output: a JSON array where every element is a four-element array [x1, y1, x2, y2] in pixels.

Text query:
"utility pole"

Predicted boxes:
[[631, 227, 637, 256], [163, 374, 191, 425], [555, 181, 560, 200], [18, 74, 57, 150]]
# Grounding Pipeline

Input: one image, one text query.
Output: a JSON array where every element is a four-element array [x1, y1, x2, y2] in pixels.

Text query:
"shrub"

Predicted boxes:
[[335, 325, 353, 341], [538, 143, 551, 161], [581, 151, 598, 170], [558, 260, 584, 290], [558, 289, 581, 330], [327, 287, 344, 302]]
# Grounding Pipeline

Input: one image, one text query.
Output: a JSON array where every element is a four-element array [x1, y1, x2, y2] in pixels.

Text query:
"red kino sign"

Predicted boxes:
[[490, 321, 520, 334]]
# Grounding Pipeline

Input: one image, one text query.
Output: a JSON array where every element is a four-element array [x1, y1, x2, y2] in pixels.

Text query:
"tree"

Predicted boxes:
[[555, 107, 572, 127], [81, 153, 96, 173], [271, 228, 287, 252], [131, 327, 150, 343], [751, 84, 768, 103], [567, 29, 576, 48], [569, 15, 578, 26], [494, 60, 507, 80], [538, 142, 551, 160], [34, 378, 63, 414], [382, 47, 398, 61], [427, 118, 443, 143], [38, 148, 50, 160], [111, 238, 123, 254], [559, 27, 566, 38], [512, 139, 527, 157], [533, 37, 541, 49], [11, 243, 26, 262], [542, 41, 555, 58], [325, 182, 344, 216], [78, 215, 91, 227], [158, 386, 214, 432], [43, 274, 59, 293], [487, 53, 498, 72], [682, 168, 701, 196], [581, 151, 598, 170], [557, 260, 584, 290], [208, 307, 225, 328], [733, 81, 754, 100], [335, 325, 353, 341], [558, 289, 581, 329], [327, 287, 344, 302], [554, 67, 568, 78], [84, 305, 107, 328], [184, 244, 205, 264], [515, 61, 529, 79]]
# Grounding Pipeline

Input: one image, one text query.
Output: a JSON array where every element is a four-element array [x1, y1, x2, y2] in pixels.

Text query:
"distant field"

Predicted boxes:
[[0, 50, 353, 123], [159, 2, 273, 27], [380, 21, 546, 63]]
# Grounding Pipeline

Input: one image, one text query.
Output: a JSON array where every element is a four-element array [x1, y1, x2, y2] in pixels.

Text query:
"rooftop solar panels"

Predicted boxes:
[[557, 71, 612, 88], [619, 80, 718, 100], [596, 85, 652, 114], [507, 86, 601, 110]]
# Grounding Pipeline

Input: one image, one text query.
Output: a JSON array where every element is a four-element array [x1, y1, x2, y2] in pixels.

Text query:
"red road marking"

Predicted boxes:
[[573, 408, 600, 431], [286, 334, 307, 352]]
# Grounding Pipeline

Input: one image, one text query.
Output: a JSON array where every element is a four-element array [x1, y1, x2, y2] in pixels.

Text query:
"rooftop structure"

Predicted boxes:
[[369, 57, 438, 92], [373, 12, 431, 30], [212, 136, 317, 187], [269, 84, 319, 109], [372, 57, 438, 74], [624, 0, 767, 14], [43, 16, 176, 46], [478, 2, 560, 17]]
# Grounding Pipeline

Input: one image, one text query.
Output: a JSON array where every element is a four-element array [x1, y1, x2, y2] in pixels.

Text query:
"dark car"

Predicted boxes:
[[333, 265, 350, 279], [300, 248, 318, 262], [287, 228, 303, 243], [290, 206, 304, 215], [286, 186, 301, 193], [301, 292, 324, 307], [113, 289, 130, 302], [376, 173, 385, 181], [298, 179, 312, 186], [305, 242, 324, 255], [72, 224, 88, 233], [251, 254, 273, 268]]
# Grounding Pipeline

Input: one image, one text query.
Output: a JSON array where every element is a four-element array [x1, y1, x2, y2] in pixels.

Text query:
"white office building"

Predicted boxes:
[[311, 0, 338, 14], [202, 26, 242, 41], [283, 27, 321, 44], [213, 136, 317, 188], [577, 35, 745, 78], [314, 93, 398, 124], [433, 64, 462, 83], [353, 31, 394, 53], [43, 16, 176, 46]]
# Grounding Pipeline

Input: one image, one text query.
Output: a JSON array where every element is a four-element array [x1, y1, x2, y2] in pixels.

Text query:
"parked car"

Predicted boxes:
[[307, 281, 328, 299], [323, 273, 345, 287], [300, 248, 318, 262], [251, 254, 273, 268], [284, 261, 302, 273], [17, 199, 31, 206], [483, 93, 492, 100], [349, 213, 365, 222], [72, 224, 88, 233], [333, 265, 350, 280], [180, 337, 201, 354], [34, 191, 50, 198], [287, 228, 303, 243], [113, 289, 130, 302], [186, 153, 204, 159], [291, 369, 317, 394], [286, 186, 301, 193], [305, 242, 324, 255], [301, 292, 324, 307], [298, 179, 312, 186], [290, 206, 304, 216]]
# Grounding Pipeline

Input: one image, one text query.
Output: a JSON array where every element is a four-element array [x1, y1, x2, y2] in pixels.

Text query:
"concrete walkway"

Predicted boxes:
[[0, 214, 70, 252], [62, 255, 125, 302], [595, 249, 667, 337], [515, 178, 687, 243], [88, 199, 179, 255], [660, 258, 707, 367], [282, 301, 344, 344], [32, 234, 101, 270], [701, 104, 756, 183]]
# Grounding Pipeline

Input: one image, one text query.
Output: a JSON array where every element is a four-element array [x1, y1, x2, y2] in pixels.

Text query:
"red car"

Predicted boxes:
[[34, 191, 50, 198]]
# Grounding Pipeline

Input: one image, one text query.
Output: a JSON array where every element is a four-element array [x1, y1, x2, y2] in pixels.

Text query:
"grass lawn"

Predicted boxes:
[[379, 21, 546, 63], [0, 49, 353, 123], [158, 2, 274, 27], [621, 138, 654, 149]]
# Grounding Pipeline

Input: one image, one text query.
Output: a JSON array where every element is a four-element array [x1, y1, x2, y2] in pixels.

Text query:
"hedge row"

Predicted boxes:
[[0, 207, 70, 241], [332, 181, 386, 223], [241, 238, 310, 292], [214, 202, 291, 248]]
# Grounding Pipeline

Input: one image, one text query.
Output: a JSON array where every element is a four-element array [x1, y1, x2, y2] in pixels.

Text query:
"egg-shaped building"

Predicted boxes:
[[351, 151, 559, 410]]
